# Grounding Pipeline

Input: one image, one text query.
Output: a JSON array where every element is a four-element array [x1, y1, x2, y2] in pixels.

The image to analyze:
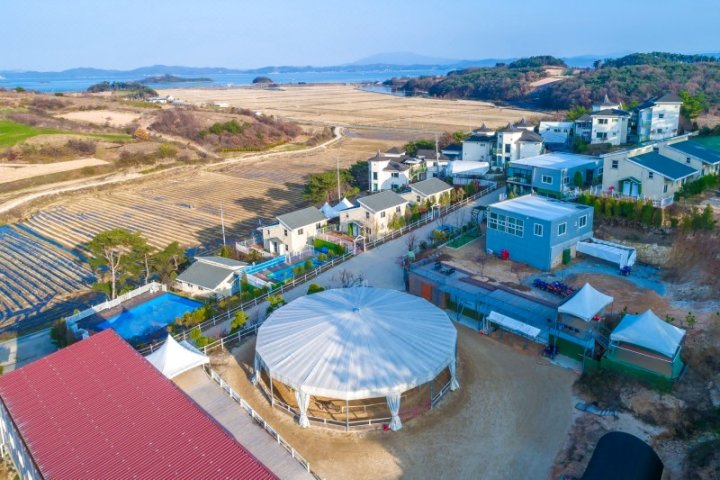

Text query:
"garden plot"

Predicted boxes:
[[0, 226, 93, 329]]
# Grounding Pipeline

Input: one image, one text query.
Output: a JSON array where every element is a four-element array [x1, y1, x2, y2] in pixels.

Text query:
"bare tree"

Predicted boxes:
[[335, 269, 366, 288], [405, 232, 418, 252]]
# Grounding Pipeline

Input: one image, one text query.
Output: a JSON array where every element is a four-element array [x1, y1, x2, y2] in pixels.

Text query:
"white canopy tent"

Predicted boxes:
[[254, 287, 459, 430], [320, 198, 355, 220], [486, 311, 541, 338], [576, 238, 637, 268], [610, 310, 686, 358], [145, 335, 210, 379], [558, 283, 614, 322]]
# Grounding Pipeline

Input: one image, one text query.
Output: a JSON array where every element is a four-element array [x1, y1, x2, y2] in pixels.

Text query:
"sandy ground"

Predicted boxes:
[[163, 84, 548, 133], [0, 158, 108, 184], [218, 328, 576, 480], [57, 109, 142, 127]]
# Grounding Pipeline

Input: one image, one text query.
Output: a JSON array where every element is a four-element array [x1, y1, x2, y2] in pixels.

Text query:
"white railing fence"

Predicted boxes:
[[204, 368, 322, 480]]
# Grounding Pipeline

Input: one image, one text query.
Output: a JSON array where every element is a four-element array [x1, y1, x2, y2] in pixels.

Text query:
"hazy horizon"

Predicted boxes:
[[4, 0, 719, 71]]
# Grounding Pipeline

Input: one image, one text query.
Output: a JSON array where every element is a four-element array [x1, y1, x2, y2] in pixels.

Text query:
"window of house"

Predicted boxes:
[[391, 172, 399, 178], [659, 113, 665, 119], [283, 229, 288, 236], [541, 175, 552, 184], [612, 118, 618, 123], [416, 195, 421, 202], [504, 144, 511, 153], [558, 222, 567, 236], [381, 211, 386, 218], [663, 183, 668, 193], [657, 128, 663, 133], [372, 172, 378, 180], [598, 118, 608, 125], [365, 212, 370, 219], [298, 228, 304, 235], [611, 160, 619, 169], [534, 223, 543, 236], [686, 157, 691, 164], [596, 132, 607, 139], [648, 171, 654, 179], [563, 176, 570, 184], [316, 223, 321, 229], [578, 215, 587, 228], [487, 212, 523, 237], [395, 206, 401, 213]]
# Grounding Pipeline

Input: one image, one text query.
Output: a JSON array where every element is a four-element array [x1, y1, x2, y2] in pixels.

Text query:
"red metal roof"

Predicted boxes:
[[0, 330, 277, 480]]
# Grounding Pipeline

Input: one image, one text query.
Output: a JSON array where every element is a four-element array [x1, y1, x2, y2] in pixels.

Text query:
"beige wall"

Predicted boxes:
[[341, 203, 408, 238], [262, 219, 326, 255], [602, 154, 683, 199]]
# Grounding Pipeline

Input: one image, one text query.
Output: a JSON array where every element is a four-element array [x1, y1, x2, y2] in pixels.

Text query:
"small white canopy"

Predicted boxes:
[[146, 335, 210, 379], [487, 311, 541, 338], [449, 160, 490, 176], [558, 283, 614, 322], [334, 197, 354, 212], [320, 202, 338, 219], [611, 310, 686, 358], [577, 238, 637, 268]]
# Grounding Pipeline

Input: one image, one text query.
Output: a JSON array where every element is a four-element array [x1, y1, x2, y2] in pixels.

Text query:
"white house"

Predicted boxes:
[[634, 93, 683, 143], [406, 178, 453, 205], [415, 149, 449, 179], [340, 190, 409, 238], [662, 137, 720, 176], [495, 123, 544, 166], [462, 124, 496, 162], [175, 256, 247, 298], [601, 146, 699, 206], [574, 95, 630, 146], [539, 121, 575, 145], [262, 206, 327, 255]]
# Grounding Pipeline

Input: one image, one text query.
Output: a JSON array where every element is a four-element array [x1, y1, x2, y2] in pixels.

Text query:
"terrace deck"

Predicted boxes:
[[174, 368, 314, 480]]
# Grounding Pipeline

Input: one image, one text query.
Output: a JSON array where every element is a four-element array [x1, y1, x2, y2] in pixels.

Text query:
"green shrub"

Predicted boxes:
[[230, 311, 248, 333], [307, 284, 325, 295], [304, 259, 314, 270]]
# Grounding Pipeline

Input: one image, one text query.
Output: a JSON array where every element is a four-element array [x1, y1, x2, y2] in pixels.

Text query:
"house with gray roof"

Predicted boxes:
[[462, 123, 496, 162], [495, 122, 544, 166], [633, 93, 683, 142], [175, 256, 247, 298], [338, 190, 408, 239], [661, 139, 720, 176], [601, 143, 700, 207], [262, 206, 327, 255], [407, 178, 453, 204]]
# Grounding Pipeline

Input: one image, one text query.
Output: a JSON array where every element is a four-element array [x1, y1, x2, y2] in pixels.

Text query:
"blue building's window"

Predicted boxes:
[[541, 175, 553, 184], [579, 215, 587, 228], [534, 223, 543, 236], [558, 223, 567, 236], [488, 212, 524, 237]]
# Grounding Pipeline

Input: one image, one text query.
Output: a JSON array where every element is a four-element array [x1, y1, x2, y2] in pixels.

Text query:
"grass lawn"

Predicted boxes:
[[446, 230, 480, 249], [0, 120, 63, 147], [693, 136, 720, 151], [0, 119, 132, 147]]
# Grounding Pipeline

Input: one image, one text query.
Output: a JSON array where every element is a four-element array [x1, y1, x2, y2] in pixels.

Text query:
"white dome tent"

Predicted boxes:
[[253, 287, 459, 431], [145, 334, 210, 379]]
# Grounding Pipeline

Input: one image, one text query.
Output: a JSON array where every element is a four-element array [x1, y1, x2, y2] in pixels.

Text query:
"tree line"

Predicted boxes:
[[87, 228, 186, 300]]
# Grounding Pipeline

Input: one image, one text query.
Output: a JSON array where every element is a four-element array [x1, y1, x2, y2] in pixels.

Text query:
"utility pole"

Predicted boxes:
[[220, 205, 226, 246], [336, 157, 342, 201]]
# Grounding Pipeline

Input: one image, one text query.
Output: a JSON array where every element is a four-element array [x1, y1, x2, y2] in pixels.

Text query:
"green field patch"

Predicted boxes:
[[446, 231, 480, 249], [0, 120, 63, 147]]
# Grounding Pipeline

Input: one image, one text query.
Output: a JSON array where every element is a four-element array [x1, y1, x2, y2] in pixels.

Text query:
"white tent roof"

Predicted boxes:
[[449, 160, 490, 175], [320, 202, 338, 219], [558, 283, 614, 322], [576, 238, 637, 268], [610, 310, 686, 358], [145, 335, 210, 379], [334, 197, 354, 212], [255, 287, 457, 400], [487, 311, 541, 338]]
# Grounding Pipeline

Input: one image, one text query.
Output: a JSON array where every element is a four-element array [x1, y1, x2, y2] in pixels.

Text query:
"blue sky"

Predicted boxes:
[[3, 0, 718, 70]]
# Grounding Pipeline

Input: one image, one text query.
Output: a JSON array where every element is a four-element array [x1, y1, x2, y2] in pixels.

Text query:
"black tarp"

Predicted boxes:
[[582, 431, 663, 480]]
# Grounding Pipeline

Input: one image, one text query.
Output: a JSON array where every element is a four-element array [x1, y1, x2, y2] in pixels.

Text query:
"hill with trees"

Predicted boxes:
[[384, 53, 720, 117], [86, 81, 158, 99]]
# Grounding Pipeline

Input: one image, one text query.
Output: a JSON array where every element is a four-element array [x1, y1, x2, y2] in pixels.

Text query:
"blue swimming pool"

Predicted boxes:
[[267, 258, 324, 282], [96, 293, 202, 340]]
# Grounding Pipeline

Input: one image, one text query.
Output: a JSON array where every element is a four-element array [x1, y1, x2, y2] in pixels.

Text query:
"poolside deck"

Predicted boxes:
[[174, 368, 314, 480]]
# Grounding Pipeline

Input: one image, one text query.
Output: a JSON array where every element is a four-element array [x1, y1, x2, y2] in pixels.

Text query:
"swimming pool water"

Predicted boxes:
[[267, 258, 324, 282], [96, 293, 202, 340]]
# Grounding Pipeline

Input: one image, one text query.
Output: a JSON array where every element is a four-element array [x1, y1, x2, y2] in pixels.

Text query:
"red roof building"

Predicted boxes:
[[0, 330, 276, 480]]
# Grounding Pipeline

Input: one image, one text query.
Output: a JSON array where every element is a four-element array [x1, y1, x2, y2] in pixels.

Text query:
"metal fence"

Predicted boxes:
[[204, 367, 322, 480], [139, 184, 498, 355]]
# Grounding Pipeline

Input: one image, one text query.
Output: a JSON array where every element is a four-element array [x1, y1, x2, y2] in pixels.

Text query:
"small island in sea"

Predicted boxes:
[[138, 74, 212, 84]]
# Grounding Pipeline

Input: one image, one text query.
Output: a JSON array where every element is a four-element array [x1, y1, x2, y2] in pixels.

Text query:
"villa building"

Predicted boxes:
[[495, 120, 545, 166], [485, 195, 594, 270], [339, 190, 408, 238], [462, 124, 496, 162], [507, 152, 602, 199], [175, 256, 247, 298], [262, 206, 327, 255], [539, 121, 575, 146], [633, 93, 683, 143], [406, 177, 453, 205]]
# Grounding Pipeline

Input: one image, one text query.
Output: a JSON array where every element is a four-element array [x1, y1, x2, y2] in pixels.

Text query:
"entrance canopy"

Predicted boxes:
[[487, 311, 541, 338], [146, 335, 210, 379], [610, 310, 686, 358], [255, 287, 457, 401], [558, 283, 614, 322]]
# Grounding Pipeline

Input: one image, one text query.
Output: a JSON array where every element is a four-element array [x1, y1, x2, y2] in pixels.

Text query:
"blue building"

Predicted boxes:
[[486, 195, 594, 270], [507, 152, 602, 199]]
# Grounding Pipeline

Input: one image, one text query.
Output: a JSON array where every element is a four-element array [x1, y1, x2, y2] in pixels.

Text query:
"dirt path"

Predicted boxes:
[[216, 327, 576, 480], [0, 126, 343, 216]]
